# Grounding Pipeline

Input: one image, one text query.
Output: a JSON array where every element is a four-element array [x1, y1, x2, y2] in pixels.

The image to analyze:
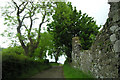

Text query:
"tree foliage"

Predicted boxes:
[[33, 32, 63, 63], [47, 2, 100, 62], [2, 46, 24, 55], [1, 0, 54, 56], [33, 32, 54, 59]]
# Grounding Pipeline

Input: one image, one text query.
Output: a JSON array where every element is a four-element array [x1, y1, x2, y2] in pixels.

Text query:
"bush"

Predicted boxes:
[[2, 46, 24, 55], [2, 52, 51, 80], [44, 59, 49, 64]]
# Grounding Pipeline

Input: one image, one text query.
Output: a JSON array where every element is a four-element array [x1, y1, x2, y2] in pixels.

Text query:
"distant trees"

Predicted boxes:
[[47, 2, 100, 63], [1, 0, 54, 56], [36, 32, 63, 63], [34, 32, 54, 59]]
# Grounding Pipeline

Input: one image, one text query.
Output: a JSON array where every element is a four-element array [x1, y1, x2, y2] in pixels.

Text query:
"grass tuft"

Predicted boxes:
[[63, 63, 94, 79]]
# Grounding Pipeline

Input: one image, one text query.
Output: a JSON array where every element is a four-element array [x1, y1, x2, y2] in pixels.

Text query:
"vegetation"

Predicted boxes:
[[50, 62, 61, 66], [0, 0, 101, 79], [1, 0, 54, 56], [2, 50, 51, 80], [2, 46, 24, 55], [47, 2, 100, 63], [63, 63, 94, 79], [33, 32, 54, 59]]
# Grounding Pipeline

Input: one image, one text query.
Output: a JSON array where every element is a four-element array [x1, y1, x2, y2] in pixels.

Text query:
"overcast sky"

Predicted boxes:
[[0, 0, 110, 48]]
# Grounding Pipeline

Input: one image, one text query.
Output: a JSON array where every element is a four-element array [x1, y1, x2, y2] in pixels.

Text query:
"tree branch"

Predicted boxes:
[[28, 16, 33, 45], [19, 2, 25, 7], [20, 2, 37, 46], [36, 11, 47, 47], [13, 0, 28, 55], [21, 7, 36, 22], [19, 2, 28, 14], [21, 13, 28, 23], [22, 24, 28, 30], [12, 0, 19, 8]]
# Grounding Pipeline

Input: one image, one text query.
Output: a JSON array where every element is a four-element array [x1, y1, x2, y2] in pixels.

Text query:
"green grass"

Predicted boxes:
[[50, 62, 61, 66], [63, 63, 94, 79]]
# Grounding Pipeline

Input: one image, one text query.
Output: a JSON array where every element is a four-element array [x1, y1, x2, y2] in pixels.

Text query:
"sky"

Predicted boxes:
[[0, 0, 110, 64], [69, 0, 110, 26]]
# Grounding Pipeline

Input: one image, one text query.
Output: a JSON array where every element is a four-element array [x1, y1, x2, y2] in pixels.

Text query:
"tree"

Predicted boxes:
[[47, 2, 73, 63], [47, 2, 100, 63], [1, 0, 54, 56], [33, 32, 54, 59], [33, 32, 63, 63]]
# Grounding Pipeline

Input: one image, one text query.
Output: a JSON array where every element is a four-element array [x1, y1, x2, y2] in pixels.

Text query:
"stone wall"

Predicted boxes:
[[72, 1, 120, 78]]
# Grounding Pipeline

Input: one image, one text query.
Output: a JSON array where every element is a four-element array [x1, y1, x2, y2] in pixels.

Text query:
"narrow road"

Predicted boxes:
[[31, 66, 65, 78]]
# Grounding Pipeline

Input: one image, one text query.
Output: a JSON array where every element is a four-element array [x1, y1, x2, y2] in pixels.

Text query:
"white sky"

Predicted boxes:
[[0, 0, 110, 48], [69, 0, 110, 26]]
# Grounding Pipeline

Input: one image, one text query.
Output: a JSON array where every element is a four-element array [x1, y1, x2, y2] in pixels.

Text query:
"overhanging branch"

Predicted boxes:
[[19, 2, 28, 14], [12, 0, 19, 8]]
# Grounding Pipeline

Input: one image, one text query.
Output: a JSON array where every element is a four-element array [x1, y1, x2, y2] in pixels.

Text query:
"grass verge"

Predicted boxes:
[[63, 63, 94, 79], [50, 62, 61, 66]]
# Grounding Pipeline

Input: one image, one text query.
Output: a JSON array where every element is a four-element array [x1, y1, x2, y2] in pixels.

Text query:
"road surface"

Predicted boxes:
[[31, 66, 65, 78]]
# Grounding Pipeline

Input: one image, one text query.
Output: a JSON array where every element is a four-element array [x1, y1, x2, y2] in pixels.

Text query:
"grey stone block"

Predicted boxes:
[[115, 27, 120, 32], [110, 34, 116, 42], [114, 40, 120, 52], [110, 26, 118, 32], [113, 14, 119, 22], [108, 0, 120, 3]]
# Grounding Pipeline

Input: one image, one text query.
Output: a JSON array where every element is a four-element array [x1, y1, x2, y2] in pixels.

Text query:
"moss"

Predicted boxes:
[[98, 42, 103, 47], [72, 37, 80, 43]]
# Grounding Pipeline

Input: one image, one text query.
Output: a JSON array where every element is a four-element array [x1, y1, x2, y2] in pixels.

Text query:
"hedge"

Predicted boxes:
[[2, 53, 51, 80]]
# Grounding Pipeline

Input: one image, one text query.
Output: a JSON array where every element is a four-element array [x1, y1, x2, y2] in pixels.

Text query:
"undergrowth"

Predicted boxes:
[[63, 63, 95, 80], [2, 52, 51, 80]]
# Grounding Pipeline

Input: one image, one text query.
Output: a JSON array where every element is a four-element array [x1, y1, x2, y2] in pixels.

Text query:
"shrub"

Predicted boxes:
[[2, 46, 24, 55], [44, 59, 49, 64], [2, 51, 51, 80]]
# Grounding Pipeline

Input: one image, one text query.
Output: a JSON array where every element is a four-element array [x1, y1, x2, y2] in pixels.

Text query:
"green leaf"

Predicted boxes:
[[16, 33, 21, 37], [4, 22, 7, 25], [5, 18, 8, 20], [7, 24, 10, 26]]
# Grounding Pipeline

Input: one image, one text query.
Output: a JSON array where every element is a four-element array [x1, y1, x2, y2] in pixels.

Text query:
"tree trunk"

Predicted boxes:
[[55, 48, 60, 63], [28, 45, 38, 57], [65, 45, 72, 63], [24, 48, 29, 56], [55, 55, 58, 63], [65, 42, 72, 63], [17, 27, 29, 56], [66, 51, 72, 63]]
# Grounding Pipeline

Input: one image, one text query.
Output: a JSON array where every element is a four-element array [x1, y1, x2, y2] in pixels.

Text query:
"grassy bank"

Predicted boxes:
[[63, 63, 94, 79], [2, 52, 51, 80]]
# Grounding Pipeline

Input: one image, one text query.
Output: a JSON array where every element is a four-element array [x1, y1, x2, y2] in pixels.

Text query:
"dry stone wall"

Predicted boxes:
[[72, 1, 120, 78]]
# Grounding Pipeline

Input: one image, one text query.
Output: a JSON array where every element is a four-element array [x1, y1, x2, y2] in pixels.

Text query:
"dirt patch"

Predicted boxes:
[[31, 66, 65, 78]]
